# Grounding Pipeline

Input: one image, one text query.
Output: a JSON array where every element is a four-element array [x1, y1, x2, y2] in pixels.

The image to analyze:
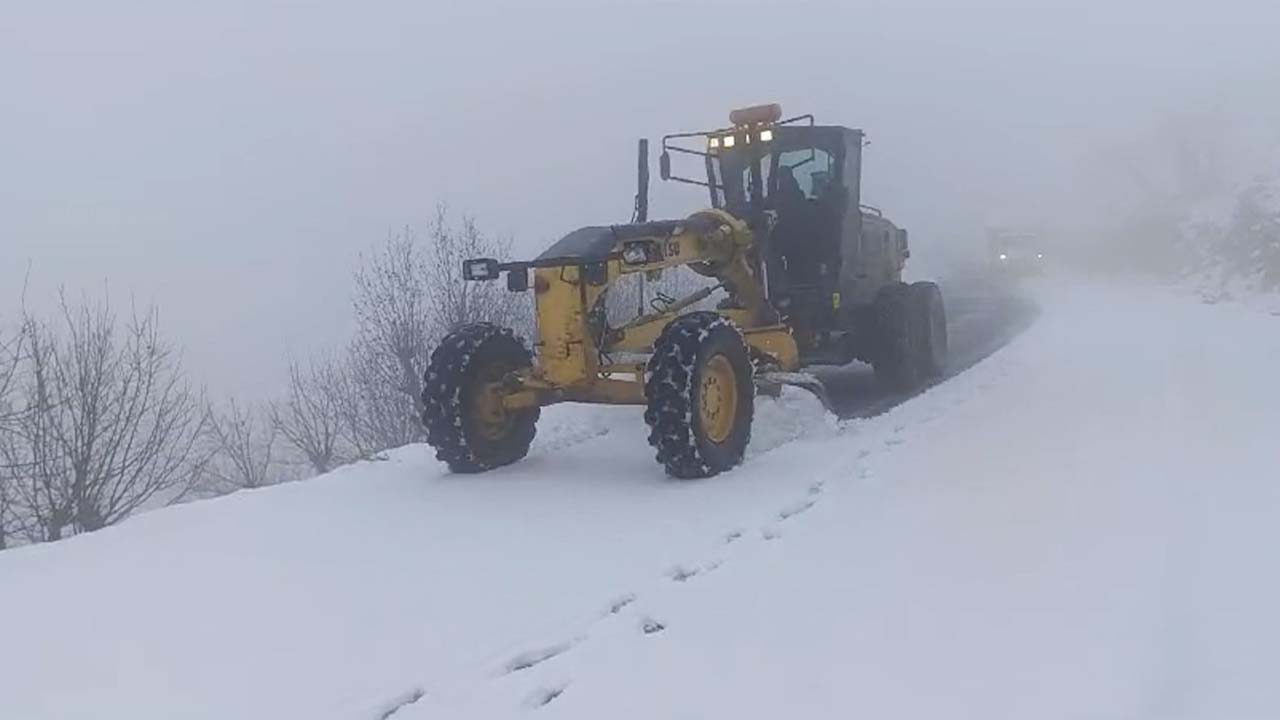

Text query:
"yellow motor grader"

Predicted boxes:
[[421, 104, 947, 478]]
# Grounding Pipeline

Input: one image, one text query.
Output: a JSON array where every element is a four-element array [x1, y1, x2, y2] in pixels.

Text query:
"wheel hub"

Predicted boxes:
[[470, 366, 513, 441], [699, 353, 739, 444]]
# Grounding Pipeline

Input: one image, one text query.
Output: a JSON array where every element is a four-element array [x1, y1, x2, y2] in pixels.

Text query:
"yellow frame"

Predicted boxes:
[[500, 208, 800, 410]]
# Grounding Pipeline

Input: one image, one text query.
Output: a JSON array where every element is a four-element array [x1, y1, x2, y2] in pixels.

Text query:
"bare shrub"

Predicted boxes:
[[203, 398, 281, 493], [0, 297, 205, 542]]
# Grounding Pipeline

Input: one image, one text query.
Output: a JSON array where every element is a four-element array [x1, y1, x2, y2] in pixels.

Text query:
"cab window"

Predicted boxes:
[[772, 148, 836, 200]]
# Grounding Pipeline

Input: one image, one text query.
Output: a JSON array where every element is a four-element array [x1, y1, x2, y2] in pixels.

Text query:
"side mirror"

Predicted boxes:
[[659, 150, 671, 181]]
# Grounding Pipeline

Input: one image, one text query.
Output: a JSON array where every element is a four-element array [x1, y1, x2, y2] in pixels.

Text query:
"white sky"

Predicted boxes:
[[3, 0, 1278, 399]]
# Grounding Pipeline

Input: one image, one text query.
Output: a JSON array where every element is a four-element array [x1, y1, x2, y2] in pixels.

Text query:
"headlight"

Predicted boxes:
[[998, 253, 1008, 261], [708, 136, 720, 149], [759, 128, 773, 142], [462, 258, 500, 281], [721, 134, 736, 148], [1036, 253, 1044, 259]]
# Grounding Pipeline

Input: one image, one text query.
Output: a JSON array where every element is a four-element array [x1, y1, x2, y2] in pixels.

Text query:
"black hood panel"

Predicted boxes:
[[537, 220, 682, 261]]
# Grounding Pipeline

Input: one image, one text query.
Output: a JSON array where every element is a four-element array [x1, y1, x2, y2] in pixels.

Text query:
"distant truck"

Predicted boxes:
[[987, 228, 1045, 275]]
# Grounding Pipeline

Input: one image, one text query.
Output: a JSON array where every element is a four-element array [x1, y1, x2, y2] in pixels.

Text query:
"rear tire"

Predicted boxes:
[[871, 282, 918, 391], [909, 281, 948, 379], [644, 312, 754, 479], [420, 323, 539, 473]]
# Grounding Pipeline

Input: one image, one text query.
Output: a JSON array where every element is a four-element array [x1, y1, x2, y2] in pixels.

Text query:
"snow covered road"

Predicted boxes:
[[817, 278, 1040, 418], [494, 282, 1280, 719], [3, 279, 1279, 719]]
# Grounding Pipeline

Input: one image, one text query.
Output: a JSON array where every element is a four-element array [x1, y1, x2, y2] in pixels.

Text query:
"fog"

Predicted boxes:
[[4, 0, 1278, 398]]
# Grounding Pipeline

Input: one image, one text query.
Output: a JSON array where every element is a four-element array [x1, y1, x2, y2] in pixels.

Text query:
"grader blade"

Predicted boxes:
[[755, 371, 837, 414]]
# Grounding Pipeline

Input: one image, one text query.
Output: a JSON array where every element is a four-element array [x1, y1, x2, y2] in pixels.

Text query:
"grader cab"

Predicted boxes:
[[422, 104, 947, 478]]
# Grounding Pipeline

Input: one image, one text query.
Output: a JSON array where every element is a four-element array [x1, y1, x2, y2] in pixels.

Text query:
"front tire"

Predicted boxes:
[[421, 323, 539, 473], [644, 312, 754, 479]]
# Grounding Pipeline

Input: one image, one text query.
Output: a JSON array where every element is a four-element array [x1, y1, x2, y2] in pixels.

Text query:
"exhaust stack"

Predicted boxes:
[[635, 138, 649, 223]]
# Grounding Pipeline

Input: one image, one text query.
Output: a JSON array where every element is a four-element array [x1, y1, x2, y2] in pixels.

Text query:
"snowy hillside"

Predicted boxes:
[[3, 280, 1279, 719]]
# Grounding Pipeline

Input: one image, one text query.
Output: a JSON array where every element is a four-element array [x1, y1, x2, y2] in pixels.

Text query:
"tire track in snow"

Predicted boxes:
[[528, 425, 611, 456]]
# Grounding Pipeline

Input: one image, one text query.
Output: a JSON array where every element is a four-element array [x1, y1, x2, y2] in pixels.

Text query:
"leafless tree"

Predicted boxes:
[[0, 329, 18, 418], [2, 297, 206, 542], [271, 356, 349, 475], [0, 328, 24, 549], [346, 205, 525, 455], [335, 342, 422, 458], [203, 398, 280, 493], [422, 204, 525, 335], [352, 225, 432, 430], [4, 314, 73, 542], [0, 465, 14, 549]]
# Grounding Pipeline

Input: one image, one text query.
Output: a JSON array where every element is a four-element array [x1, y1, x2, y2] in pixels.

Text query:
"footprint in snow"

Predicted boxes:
[[778, 498, 816, 521], [856, 449, 872, 459], [761, 527, 781, 541], [808, 481, 824, 496], [525, 684, 567, 709], [375, 688, 426, 720], [667, 565, 699, 582], [606, 594, 637, 615], [725, 529, 744, 544], [641, 617, 666, 635], [504, 641, 575, 674]]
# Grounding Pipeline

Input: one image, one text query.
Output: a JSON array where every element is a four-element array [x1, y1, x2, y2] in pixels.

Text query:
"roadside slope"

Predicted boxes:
[[0, 374, 841, 719]]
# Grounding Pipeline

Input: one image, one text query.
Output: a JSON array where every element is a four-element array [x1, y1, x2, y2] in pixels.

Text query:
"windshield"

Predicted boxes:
[[773, 147, 836, 201], [711, 133, 839, 213]]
